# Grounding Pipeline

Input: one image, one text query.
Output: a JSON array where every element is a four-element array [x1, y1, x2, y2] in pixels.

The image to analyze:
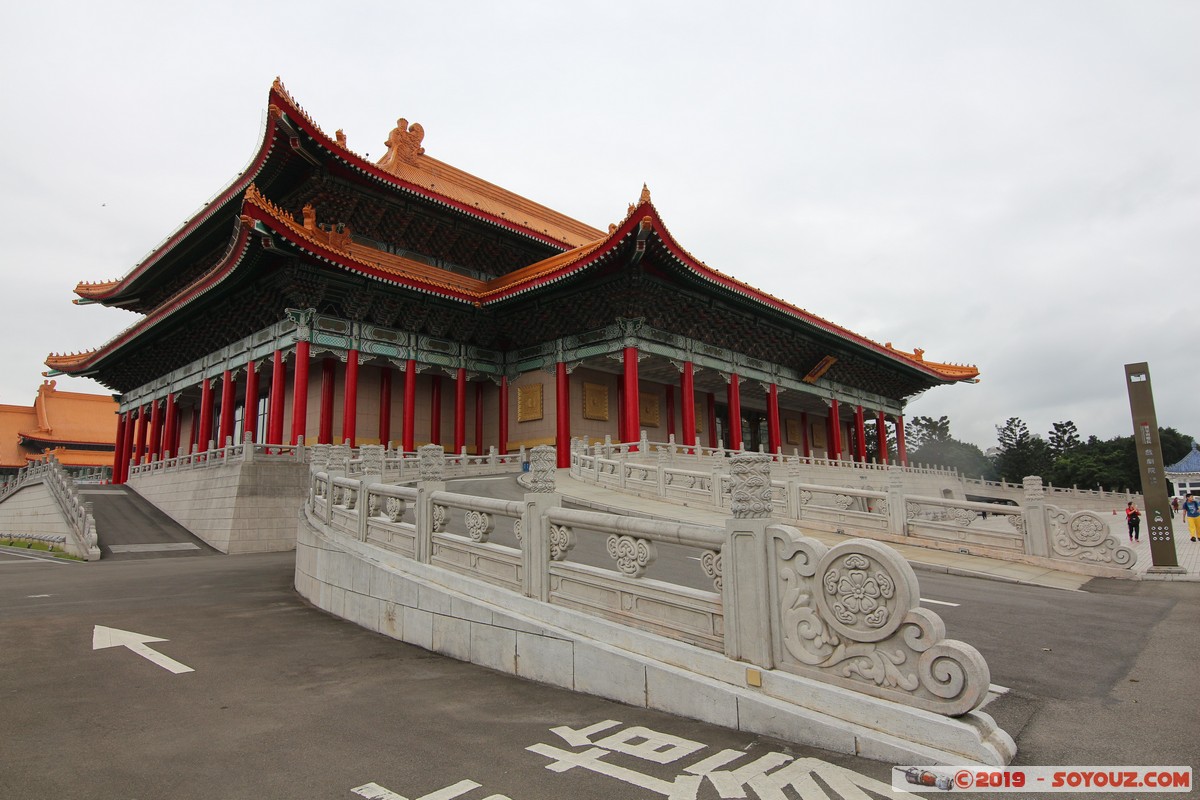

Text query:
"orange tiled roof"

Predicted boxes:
[[271, 78, 605, 249], [883, 344, 980, 382], [33, 447, 115, 469], [0, 403, 39, 469]]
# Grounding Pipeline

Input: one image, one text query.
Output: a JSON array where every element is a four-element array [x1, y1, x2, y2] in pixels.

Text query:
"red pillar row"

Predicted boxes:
[[896, 415, 908, 466], [474, 382, 484, 457], [163, 393, 177, 458], [876, 410, 888, 464], [219, 370, 236, 447], [556, 362, 570, 468], [854, 405, 867, 463], [828, 399, 842, 460], [379, 367, 392, 447], [268, 350, 286, 445], [727, 374, 742, 450], [198, 381, 213, 451], [148, 399, 163, 461], [430, 375, 442, 446], [402, 359, 417, 452], [319, 358, 336, 445], [680, 361, 696, 449], [112, 413, 128, 483], [767, 383, 780, 455], [621, 347, 639, 443], [453, 367, 466, 454], [498, 376, 509, 455], [243, 364, 258, 444], [291, 341, 310, 446], [343, 350, 359, 448]]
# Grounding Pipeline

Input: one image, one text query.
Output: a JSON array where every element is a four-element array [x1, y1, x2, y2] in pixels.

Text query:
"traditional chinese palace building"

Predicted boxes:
[[0, 381, 117, 477], [47, 80, 978, 483]]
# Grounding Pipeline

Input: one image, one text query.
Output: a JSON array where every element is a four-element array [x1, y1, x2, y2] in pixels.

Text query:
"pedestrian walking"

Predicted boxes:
[[1125, 501, 1141, 541], [1171, 496, 1180, 518], [1184, 494, 1200, 542]]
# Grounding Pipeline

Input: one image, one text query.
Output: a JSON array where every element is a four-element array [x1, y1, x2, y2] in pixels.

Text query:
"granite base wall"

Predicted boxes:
[[128, 461, 309, 553], [0, 483, 73, 539], [296, 514, 1015, 766]]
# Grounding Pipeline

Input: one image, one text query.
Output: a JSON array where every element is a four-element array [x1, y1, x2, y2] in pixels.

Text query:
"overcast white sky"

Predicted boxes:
[[1, 1, 1196, 450]]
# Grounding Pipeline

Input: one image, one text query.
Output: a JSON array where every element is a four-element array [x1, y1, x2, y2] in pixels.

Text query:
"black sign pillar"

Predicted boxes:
[[1124, 363, 1182, 571]]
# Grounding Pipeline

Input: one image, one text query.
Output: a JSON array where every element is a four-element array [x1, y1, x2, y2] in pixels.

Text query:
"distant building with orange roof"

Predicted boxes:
[[0, 380, 117, 477]]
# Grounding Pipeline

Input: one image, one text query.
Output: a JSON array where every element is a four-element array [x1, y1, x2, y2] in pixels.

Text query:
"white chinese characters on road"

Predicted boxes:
[[355, 720, 910, 800]]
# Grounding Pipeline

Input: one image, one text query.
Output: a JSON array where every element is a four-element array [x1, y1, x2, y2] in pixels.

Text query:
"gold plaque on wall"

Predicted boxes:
[[785, 418, 803, 445], [517, 383, 544, 422], [639, 393, 660, 427], [583, 382, 609, 421], [695, 402, 704, 433], [810, 421, 826, 448]]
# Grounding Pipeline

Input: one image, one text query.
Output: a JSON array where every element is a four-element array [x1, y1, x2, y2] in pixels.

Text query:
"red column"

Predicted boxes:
[[665, 386, 675, 440], [800, 411, 811, 458], [876, 410, 888, 464], [163, 393, 177, 458], [133, 407, 148, 462], [189, 407, 199, 454], [706, 393, 717, 449], [378, 367, 393, 447], [498, 376, 509, 454], [556, 362, 570, 468], [453, 367, 466, 453], [727, 374, 742, 450], [474, 382, 484, 456], [828, 399, 842, 460], [402, 359, 416, 451], [680, 361, 696, 450], [767, 383, 781, 455], [198, 380, 213, 450], [148, 399, 163, 461], [343, 350, 359, 448], [243, 363, 258, 444], [855, 405, 867, 462], [896, 415, 908, 467], [219, 370, 236, 447], [291, 341, 310, 445], [621, 346, 639, 443], [430, 375, 442, 445], [112, 413, 128, 482], [268, 350, 286, 445], [319, 358, 336, 444]]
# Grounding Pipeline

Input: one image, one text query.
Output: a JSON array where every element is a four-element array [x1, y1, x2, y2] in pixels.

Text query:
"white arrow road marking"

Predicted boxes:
[[92, 625, 194, 674]]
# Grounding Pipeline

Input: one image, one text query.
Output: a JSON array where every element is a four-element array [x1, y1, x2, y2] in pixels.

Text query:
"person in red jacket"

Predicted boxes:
[[1125, 501, 1141, 542]]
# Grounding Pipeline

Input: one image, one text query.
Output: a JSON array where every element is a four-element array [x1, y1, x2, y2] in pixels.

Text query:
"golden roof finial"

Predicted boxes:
[[377, 118, 425, 174], [639, 183, 651, 204]]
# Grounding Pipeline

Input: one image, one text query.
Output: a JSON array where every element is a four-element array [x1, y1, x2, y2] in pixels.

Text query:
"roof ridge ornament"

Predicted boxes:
[[377, 118, 425, 173], [639, 183, 652, 204]]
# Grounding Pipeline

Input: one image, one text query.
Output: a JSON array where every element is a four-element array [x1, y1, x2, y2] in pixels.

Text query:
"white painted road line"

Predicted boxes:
[[92, 625, 194, 674], [0, 550, 74, 565], [108, 543, 201, 553], [920, 597, 960, 607]]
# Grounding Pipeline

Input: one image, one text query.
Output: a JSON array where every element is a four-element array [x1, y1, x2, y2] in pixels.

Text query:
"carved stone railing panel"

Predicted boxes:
[[419, 444, 445, 481], [700, 550, 723, 592], [766, 525, 989, 716], [730, 453, 773, 519], [464, 510, 494, 543], [528, 445, 556, 493], [1046, 507, 1135, 567], [384, 496, 406, 522], [549, 524, 574, 561], [605, 534, 657, 578]]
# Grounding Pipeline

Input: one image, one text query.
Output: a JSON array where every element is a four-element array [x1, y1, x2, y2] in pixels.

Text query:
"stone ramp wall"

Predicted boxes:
[[128, 460, 309, 553], [0, 482, 74, 540]]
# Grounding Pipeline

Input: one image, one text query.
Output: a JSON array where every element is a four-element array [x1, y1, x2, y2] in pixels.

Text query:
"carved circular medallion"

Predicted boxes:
[[814, 540, 916, 643]]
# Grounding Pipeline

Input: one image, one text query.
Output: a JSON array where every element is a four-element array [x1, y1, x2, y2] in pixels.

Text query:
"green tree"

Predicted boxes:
[[907, 415, 991, 477], [994, 417, 1053, 482], [1048, 420, 1081, 458]]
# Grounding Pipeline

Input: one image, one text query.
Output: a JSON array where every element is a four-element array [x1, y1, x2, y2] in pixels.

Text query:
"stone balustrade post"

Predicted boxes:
[[722, 453, 775, 668], [887, 467, 909, 537], [1022, 475, 1049, 557], [522, 445, 561, 602], [656, 447, 668, 497], [711, 466, 724, 508], [243, 431, 255, 462], [415, 444, 446, 564], [358, 444, 385, 542]]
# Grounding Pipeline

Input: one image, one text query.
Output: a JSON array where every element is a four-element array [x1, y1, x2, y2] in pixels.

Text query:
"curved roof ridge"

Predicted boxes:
[[624, 191, 976, 382]]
